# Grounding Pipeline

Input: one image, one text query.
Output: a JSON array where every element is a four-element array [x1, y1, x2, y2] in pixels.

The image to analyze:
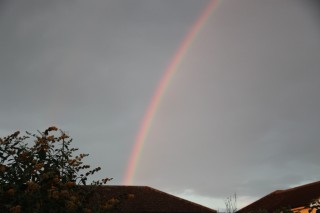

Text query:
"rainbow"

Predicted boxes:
[[123, 0, 219, 185]]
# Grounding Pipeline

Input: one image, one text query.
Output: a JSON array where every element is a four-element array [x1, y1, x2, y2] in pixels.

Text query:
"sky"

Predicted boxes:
[[0, 0, 320, 210]]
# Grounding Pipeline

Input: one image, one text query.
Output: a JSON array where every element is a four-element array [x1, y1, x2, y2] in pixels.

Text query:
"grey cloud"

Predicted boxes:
[[134, 0, 320, 205], [0, 0, 319, 209]]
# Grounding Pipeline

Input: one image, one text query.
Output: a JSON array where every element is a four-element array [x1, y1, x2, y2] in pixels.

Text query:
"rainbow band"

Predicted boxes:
[[123, 0, 219, 185]]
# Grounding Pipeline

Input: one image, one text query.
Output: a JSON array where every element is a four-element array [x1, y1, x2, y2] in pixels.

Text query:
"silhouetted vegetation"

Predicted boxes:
[[0, 127, 115, 213], [225, 193, 237, 213]]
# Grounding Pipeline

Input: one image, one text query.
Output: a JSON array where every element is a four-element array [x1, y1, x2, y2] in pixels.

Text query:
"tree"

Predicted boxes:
[[0, 127, 115, 213], [225, 193, 237, 213], [309, 198, 320, 213]]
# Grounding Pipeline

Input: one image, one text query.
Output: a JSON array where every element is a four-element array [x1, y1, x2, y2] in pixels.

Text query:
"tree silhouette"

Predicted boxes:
[[0, 127, 114, 213]]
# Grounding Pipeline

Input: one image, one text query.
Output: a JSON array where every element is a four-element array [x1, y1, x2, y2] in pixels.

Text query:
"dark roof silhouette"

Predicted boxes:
[[238, 180, 320, 213], [90, 185, 217, 213]]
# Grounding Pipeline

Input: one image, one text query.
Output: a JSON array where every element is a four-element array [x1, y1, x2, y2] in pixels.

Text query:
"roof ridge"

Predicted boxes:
[[237, 189, 286, 212], [98, 185, 216, 212], [237, 180, 320, 213], [272, 190, 285, 194], [145, 186, 216, 212], [284, 180, 320, 192]]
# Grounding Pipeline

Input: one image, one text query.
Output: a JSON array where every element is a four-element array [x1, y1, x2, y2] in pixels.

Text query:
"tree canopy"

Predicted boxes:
[[0, 127, 114, 213]]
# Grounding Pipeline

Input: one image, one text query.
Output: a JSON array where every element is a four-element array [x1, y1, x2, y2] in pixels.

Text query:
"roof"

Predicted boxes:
[[237, 180, 320, 213], [88, 185, 217, 213]]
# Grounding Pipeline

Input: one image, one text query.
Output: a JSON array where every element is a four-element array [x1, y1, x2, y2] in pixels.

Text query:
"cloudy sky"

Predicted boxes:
[[1, 0, 320, 210]]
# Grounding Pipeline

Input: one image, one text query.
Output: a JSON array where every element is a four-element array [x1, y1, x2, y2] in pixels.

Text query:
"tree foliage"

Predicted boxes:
[[0, 127, 115, 213], [309, 198, 320, 213]]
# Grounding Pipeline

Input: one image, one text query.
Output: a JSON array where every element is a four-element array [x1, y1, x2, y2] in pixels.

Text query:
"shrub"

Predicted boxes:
[[0, 127, 114, 213]]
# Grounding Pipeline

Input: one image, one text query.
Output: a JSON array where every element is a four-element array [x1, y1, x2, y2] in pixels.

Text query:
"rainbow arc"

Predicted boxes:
[[123, 0, 219, 185]]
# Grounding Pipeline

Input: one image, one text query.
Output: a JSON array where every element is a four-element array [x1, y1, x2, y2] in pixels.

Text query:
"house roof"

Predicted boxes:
[[237, 180, 320, 213], [89, 185, 217, 213]]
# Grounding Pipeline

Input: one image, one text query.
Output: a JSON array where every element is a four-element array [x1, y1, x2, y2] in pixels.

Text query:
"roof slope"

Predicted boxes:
[[238, 180, 320, 213], [92, 185, 216, 213]]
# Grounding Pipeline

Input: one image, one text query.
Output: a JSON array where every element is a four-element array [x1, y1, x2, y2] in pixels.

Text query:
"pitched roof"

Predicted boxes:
[[237, 180, 320, 213], [90, 185, 217, 213]]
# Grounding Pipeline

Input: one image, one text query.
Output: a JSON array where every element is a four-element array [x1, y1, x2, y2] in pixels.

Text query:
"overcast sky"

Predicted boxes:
[[0, 0, 320, 210]]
